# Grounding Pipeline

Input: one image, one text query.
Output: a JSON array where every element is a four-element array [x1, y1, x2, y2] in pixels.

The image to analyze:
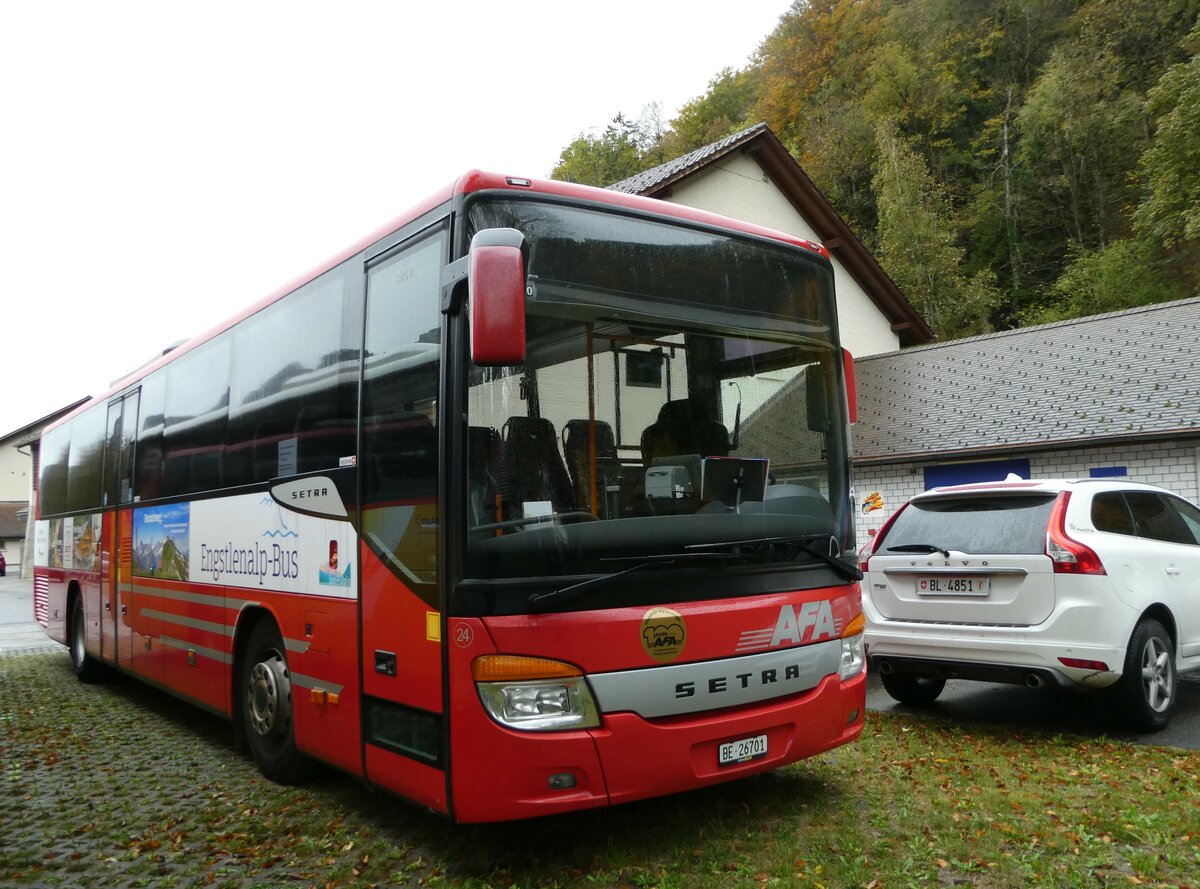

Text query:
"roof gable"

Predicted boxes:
[[610, 123, 933, 346]]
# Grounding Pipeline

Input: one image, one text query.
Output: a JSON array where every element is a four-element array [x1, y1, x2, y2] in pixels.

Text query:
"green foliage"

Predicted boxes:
[[550, 113, 646, 187], [1023, 239, 1186, 325], [1015, 44, 1144, 251], [872, 122, 1000, 338], [1134, 24, 1200, 257], [661, 67, 759, 157], [552, 0, 1200, 339]]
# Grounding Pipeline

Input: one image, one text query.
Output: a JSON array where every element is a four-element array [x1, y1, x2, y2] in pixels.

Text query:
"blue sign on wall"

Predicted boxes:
[[923, 458, 1032, 490]]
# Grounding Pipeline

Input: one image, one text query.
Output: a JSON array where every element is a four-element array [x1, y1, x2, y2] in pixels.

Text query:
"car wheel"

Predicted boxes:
[[1115, 618, 1176, 732], [69, 599, 103, 683], [880, 671, 946, 705], [241, 619, 310, 783]]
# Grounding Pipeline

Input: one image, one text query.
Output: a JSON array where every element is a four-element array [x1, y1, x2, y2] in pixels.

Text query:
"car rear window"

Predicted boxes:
[[881, 494, 1058, 555]]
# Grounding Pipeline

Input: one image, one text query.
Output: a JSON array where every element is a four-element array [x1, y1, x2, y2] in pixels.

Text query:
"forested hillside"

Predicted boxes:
[[550, 0, 1200, 340]]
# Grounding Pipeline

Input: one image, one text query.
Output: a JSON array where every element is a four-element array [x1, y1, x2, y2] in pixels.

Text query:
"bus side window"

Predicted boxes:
[[135, 372, 166, 502], [361, 226, 446, 599], [228, 263, 358, 485]]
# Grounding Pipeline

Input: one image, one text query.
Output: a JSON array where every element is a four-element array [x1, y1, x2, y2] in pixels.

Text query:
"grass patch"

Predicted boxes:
[[2, 651, 1197, 888]]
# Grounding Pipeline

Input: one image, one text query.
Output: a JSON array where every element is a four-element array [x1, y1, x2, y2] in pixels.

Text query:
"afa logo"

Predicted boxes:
[[640, 607, 687, 663]]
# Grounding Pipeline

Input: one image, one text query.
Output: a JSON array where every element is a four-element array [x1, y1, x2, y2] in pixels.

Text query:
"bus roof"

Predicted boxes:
[[49, 171, 830, 431]]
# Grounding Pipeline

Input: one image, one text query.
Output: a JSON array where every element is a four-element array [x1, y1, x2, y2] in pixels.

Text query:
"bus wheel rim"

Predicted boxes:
[[248, 655, 290, 737]]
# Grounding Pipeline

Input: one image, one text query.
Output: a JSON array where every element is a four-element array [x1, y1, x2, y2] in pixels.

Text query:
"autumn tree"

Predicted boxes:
[[550, 0, 1200, 337]]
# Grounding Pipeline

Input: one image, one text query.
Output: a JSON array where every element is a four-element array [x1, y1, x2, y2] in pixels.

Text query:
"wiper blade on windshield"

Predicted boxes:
[[687, 534, 863, 583], [528, 535, 864, 613], [885, 543, 951, 557], [527, 551, 744, 613]]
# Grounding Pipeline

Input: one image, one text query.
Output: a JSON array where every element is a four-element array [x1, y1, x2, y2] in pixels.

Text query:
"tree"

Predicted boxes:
[[661, 68, 759, 157], [1134, 25, 1200, 254], [1016, 45, 1143, 252], [550, 113, 645, 187], [1023, 239, 1185, 324], [550, 107, 674, 187], [872, 122, 999, 338]]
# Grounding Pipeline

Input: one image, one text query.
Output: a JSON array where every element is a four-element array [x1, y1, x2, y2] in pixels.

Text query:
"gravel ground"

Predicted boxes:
[[0, 651, 462, 888]]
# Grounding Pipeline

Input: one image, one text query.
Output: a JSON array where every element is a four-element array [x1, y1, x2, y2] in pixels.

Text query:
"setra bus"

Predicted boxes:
[[32, 171, 865, 822]]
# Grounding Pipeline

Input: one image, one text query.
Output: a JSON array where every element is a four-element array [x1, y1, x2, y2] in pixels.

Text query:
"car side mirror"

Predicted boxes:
[[469, 228, 527, 366]]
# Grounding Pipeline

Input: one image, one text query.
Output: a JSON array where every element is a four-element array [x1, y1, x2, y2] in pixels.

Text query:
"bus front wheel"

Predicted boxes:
[[241, 619, 309, 783]]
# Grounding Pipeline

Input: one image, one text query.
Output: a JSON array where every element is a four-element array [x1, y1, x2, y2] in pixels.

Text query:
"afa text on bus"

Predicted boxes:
[[33, 172, 866, 823]]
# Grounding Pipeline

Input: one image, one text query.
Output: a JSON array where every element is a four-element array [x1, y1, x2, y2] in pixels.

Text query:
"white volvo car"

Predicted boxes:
[[862, 478, 1200, 730]]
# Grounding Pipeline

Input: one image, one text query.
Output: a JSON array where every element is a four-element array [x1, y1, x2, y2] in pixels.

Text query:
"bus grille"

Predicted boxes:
[[33, 576, 49, 627]]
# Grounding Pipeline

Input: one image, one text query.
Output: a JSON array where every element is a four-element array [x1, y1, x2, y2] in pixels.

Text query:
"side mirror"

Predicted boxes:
[[469, 228, 527, 366], [843, 348, 857, 425]]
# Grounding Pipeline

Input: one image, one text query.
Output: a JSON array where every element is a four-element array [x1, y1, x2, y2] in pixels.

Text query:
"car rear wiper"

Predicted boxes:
[[686, 534, 864, 583], [884, 543, 952, 557], [527, 551, 742, 612]]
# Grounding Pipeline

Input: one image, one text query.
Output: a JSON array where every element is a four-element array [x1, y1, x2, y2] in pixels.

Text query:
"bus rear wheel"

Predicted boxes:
[[241, 619, 309, 783], [69, 598, 103, 683]]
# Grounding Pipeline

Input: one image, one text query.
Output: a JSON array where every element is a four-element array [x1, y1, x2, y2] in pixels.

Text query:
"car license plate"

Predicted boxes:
[[916, 575, 990, 596], [718, 733, 768, 766]]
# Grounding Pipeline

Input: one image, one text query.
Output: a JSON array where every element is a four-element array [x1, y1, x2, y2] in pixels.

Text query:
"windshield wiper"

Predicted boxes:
[[527, 552, 743, 612], [686, 534, 864, 583], [528, 535, 863, 613], [885, 543, 951, 558]]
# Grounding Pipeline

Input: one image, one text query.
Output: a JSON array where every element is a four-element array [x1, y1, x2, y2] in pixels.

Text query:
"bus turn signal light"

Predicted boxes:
[[471, 655, 583, 683], [841, 613, 866, 638], [839, 613, 866, 680]]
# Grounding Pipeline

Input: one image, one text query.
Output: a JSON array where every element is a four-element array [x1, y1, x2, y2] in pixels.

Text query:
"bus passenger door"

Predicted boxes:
[[359, 226, 448, 812], [101, 391, 140, 671]]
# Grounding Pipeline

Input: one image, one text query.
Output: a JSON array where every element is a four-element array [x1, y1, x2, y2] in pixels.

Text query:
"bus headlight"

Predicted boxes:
[[839, 614, 866, 680], [473, 655, 600, 731]]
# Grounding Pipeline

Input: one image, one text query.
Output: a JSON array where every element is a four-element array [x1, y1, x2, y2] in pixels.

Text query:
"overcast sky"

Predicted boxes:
[[1, 0, 789, 434]]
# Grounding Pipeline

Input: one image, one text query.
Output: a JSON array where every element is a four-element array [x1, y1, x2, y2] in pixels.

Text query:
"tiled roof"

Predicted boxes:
[[609, 123, 769, 196], [852, 297, 1200, 462], [0, 501, 28, 538]]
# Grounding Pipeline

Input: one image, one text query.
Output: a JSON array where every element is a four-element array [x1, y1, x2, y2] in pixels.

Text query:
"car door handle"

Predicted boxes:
[[1165, 565, 1181, 576]]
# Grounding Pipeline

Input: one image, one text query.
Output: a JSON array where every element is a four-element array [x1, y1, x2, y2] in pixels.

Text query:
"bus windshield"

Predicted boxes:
[[462, 199, 852, 608]]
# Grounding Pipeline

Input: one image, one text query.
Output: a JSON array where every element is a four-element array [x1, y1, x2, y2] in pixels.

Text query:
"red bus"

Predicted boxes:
[[33, 171, 865, 822]]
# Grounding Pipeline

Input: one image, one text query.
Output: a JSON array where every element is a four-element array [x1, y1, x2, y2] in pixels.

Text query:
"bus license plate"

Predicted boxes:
[[718, 733, 768, 766], [916, 576, 990, 596]]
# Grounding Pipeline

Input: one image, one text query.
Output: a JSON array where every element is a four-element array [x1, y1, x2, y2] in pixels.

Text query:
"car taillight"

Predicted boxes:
[[861, 502, 909, 572], [1045, 492, 1106, 575]]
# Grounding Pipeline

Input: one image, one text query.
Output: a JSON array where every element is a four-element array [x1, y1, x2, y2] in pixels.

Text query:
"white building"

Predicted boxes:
[[851, 297, 1200, 542]]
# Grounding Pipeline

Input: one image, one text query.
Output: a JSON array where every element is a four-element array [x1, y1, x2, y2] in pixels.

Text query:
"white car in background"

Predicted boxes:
[[861, 478, 1200, 730]]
